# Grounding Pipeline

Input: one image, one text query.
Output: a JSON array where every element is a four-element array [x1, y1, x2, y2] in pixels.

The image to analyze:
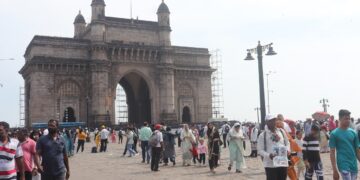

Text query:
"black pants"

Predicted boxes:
[[250, 150, 258, 157], [222, 134, 228, 147], [123, 144, 128, 155], [41, 172, 66, 180], [100, 139, 108, 152], [198, 153, 206, 164], [193, 155, 198, 164], [209, 155, 219, 170], [133, 138, 138, 153], [118, 135, 123, 144], [77, 139, 85, 153], [17, 171, 32, 180], [265, 167, 287, 180], [177, 136, 181, 147], [305, 161, 324, 180], [151, 147, 162, 171]]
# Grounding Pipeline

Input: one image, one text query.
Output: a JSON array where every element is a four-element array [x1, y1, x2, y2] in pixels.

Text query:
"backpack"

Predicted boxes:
[[149, 132, 159, 147]]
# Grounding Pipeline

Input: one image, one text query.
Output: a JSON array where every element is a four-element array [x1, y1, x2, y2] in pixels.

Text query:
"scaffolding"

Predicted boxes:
[[210, 49, 225, 118], [19, 87, 25, 127], [115, 85, 128, 124]]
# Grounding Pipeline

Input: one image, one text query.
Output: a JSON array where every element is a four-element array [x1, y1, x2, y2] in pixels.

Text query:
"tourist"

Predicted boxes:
[[35, 119, 70, 180], [221, 122, 231, 148], [76, 129, 86, 153], [139, 122, 152, 163], [330, 109, 360, 180], [0, 121, 25, 180], [118, 129, 123, 144], [62, 130, 74, 157], [150, 124, 163, 172], [295, 131, 305, 179], [249, 124, 259, 158], [303, 124, 323, 180], [276, 115, 301, 180], [95, 131, 101, 151], [30, 130, 40, 142], [227, 123, 246, 173], [17, 129, 38, 180], [125, 128, 136, 157], [110, 130, 116, 143], [328, 116, 337, 133], [304, 118, 312, 136], [207, 122, 221, 174], [319, 125, 329, 153], [197, 138, 207, 166], [132, 127, 139, 153], [162, 127, 176, 166], [258, 115, 290, 180], [180, 124, 195, 166], [99, 125, 109, 152]]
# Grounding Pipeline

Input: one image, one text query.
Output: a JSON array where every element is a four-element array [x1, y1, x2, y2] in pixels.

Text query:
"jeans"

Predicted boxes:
[[151, 147, 162, 171], [100, 139, 108, 152], [127, 144, 136, 156], [305, 161, 323, 180], [340, 170, 358, 180], [77, 139, 85, 153], [141, 141, 151, 162], [265, 167, 287, 180]]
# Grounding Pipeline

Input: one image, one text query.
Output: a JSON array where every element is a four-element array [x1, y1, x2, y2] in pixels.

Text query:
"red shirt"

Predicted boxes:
[[20, 138, 36, 172]]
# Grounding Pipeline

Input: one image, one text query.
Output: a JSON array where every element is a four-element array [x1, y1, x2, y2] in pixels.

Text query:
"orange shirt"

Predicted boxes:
[[78, 132, 87, 140]]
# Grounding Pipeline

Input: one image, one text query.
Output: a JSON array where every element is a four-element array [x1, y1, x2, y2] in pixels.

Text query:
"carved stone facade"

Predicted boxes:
[[20, 0, 213, 127]]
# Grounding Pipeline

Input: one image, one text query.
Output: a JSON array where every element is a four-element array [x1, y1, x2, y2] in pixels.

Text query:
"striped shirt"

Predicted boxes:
[[302, 135, 321, 163], [0, 138, 23, 180]]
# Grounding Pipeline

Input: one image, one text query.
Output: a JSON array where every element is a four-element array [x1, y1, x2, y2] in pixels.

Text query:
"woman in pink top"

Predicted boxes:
[[328, 116, 337, 132], [197, 138, 207, 166]]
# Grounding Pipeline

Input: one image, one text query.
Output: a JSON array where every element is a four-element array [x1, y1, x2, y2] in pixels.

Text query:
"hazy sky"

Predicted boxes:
[[1, 0, 360, 127]]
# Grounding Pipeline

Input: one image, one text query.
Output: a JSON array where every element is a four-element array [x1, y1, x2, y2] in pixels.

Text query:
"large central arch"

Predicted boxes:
[[118, 72, 151, 127]]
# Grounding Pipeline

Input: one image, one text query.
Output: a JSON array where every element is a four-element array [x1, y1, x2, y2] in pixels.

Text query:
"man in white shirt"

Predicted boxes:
[[100, 126, 110, 152], [258, 115, 290, 180]]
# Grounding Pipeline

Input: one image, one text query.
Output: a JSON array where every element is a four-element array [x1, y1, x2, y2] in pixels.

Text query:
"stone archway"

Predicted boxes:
[[118, 72, 151, 127], [182, 106, 191, 123]]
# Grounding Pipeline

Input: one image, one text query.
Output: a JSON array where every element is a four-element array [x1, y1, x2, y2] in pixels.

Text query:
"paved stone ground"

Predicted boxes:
[[69, 140, 352, 180]]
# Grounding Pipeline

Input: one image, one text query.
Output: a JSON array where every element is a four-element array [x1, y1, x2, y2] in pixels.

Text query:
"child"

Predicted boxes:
[[295, 131, 305, 179], [197, 138, 207, 166], [95, 132, 101, 151], [303, 125, 323, 180]]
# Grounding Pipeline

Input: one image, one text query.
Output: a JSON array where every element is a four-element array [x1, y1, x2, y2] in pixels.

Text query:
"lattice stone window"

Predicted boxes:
[[58, 81, 80, 97]]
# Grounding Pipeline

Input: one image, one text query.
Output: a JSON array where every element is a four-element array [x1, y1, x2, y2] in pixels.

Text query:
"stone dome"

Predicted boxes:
[[74, 12, 86, 24], [157, 1, 170, 14]]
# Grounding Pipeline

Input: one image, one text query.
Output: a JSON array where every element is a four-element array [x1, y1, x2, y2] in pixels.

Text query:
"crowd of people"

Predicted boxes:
[[1, 109, 360, 180]]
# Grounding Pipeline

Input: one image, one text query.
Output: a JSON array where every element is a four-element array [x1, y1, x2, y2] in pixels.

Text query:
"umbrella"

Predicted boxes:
[[312, 111, 330, 121]]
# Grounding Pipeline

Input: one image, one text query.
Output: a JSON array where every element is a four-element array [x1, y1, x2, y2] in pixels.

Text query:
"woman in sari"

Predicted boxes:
[[228, 123, 246, 173], [181, 124, 195, 166], [207, 123, 221, 173]]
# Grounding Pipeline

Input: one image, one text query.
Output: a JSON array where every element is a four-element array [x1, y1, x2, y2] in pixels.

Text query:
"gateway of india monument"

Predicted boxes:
[[20, 0, 213, 127]]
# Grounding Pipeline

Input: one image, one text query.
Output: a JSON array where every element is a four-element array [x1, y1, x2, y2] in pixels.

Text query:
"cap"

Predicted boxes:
[[155, 124, 162, 130], [265, 115, 277, 122]]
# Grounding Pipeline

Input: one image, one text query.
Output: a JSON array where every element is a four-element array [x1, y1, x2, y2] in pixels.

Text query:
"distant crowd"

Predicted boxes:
[[1, 109, 360, 180]]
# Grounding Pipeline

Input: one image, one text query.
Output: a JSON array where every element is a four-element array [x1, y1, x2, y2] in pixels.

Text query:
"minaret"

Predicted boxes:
[[73, 11, 86, 38], [91, 0, 106, 21], [157, 0, 171, 46]]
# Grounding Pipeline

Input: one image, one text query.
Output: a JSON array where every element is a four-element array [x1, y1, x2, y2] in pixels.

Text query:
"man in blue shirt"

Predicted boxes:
[[329, 109, 360, 180], [35, 119, 70, 180]]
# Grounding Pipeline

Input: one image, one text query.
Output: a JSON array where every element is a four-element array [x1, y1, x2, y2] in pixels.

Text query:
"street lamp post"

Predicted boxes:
[[245, 41, 277, 130], [320, 98, 329, 112], [254, 107, 260, 124], [266, 71, 275, 114]]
